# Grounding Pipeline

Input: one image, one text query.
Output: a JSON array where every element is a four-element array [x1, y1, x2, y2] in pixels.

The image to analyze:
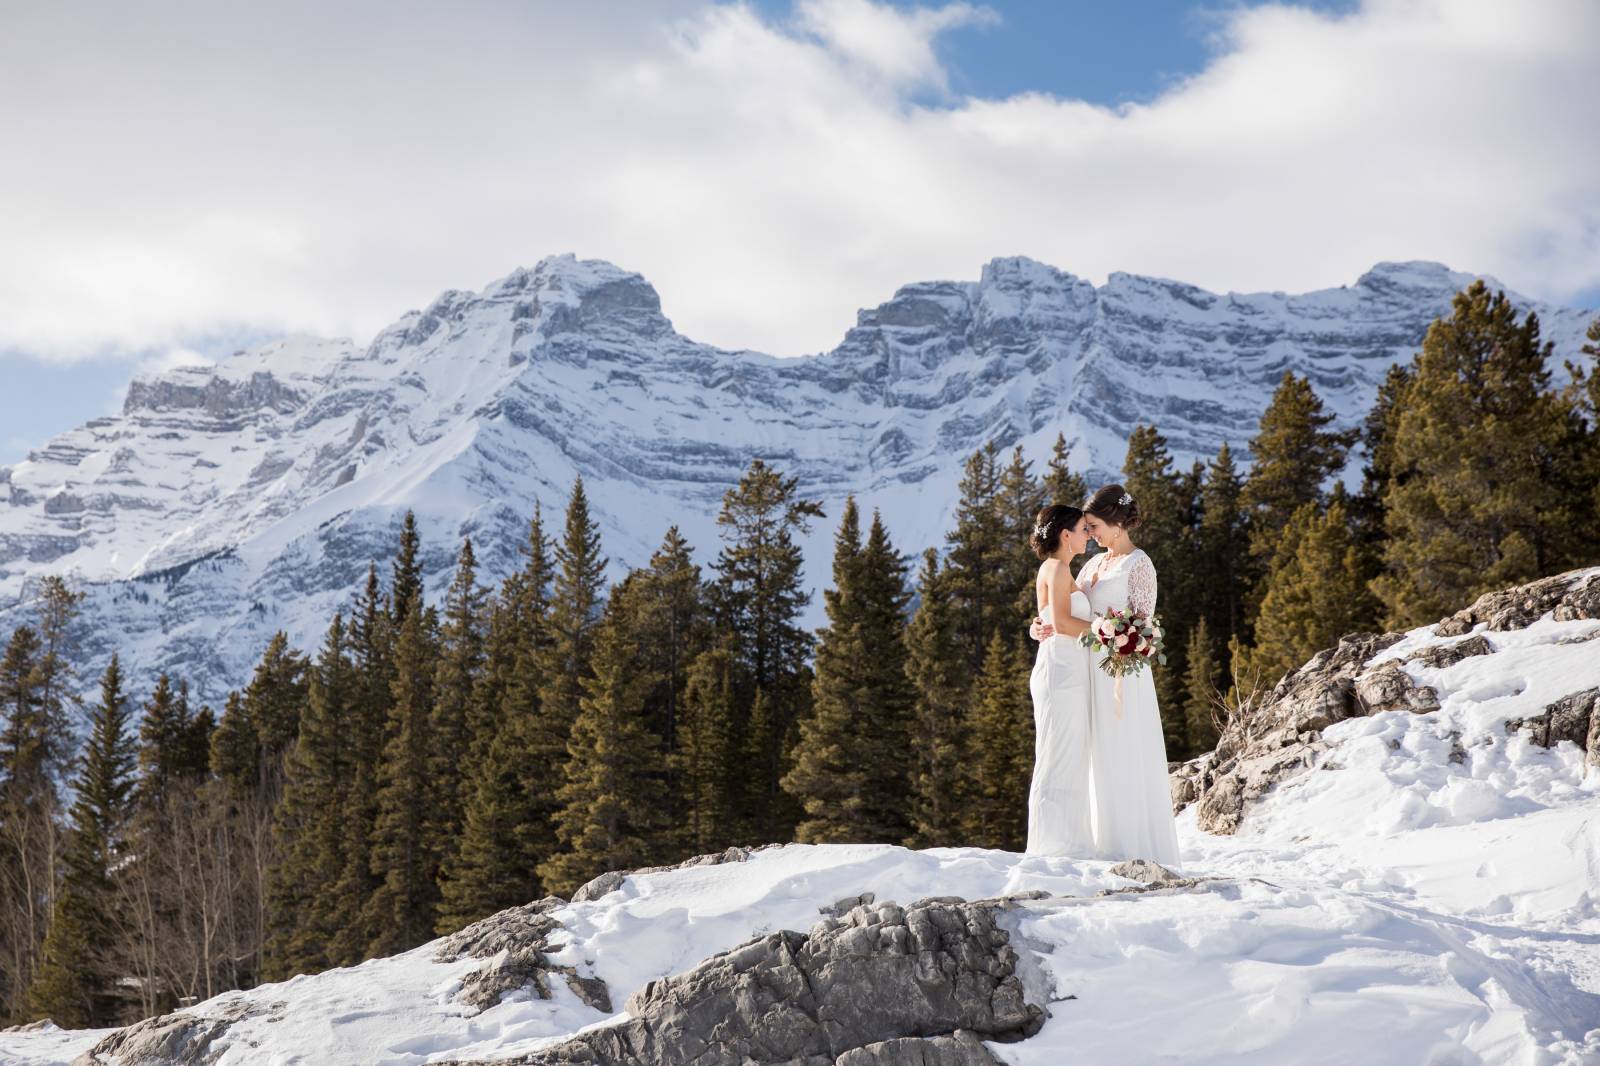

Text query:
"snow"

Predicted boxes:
[[5, 601, 1596, 1065]]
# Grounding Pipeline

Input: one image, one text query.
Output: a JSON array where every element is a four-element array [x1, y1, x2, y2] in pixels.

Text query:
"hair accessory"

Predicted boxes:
[[1032, 522, 1050, 539], [1119, 492, 1133, 506]]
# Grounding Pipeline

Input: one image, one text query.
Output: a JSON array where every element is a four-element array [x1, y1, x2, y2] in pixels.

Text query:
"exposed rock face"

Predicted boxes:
[[454, 898, 1044, 1066], [1434, 569, 1600, 635], [1507, 688, 1600, 770], [1173, 568, 1600, 834], [72, 996, 262, 1066], [433, 896, 611, 1014]]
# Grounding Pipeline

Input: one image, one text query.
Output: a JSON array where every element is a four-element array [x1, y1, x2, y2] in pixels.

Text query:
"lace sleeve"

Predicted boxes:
[[1127, 551, 1158, 616]]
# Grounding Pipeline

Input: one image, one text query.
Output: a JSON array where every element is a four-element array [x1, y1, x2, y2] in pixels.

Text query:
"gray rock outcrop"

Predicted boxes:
[[1507, 687, 1600, 770], [449, 897, 1044, 1066], [1172, 568, 1600, 834], [433, 896, 611, 1013]]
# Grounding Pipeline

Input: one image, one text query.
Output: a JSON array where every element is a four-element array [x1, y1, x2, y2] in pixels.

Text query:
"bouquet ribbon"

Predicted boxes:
[[1113, 674, 1123, 718]]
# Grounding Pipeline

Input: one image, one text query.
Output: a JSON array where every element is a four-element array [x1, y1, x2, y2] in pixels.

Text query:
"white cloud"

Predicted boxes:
[[0, 0, 1596, 364]]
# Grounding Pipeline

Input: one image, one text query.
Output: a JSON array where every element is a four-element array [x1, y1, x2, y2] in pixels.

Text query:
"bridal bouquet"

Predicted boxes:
[[1079, 607, 1167, 678]]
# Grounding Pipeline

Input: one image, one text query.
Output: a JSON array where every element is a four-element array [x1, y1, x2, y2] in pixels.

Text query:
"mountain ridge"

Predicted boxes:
[[1, 253, 1594, 703]]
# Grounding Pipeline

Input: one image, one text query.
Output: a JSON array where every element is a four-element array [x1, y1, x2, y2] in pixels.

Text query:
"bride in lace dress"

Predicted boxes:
[[1025, 504, 1096, 857], [1076, 485, 1181, 865]]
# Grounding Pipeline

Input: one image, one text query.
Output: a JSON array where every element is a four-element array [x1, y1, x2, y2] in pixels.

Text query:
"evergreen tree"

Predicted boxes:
[[265, 615, 355, 979], [240, 632, 309, 785], [1197, 443, 1250, 657], [367, 591, 439, 955], [676, 645, 740, 855], [1235, 500, 1378, 690], [944, 443, 1010, 675], [538, 586, 670, 896], [708, 460, 822, 843], [429, 539, 485, 855], [631, 527, 705, 822], [965, 633, 1032, 852], [28, 656, 136, 1027], [134, 674, 197, 806], [436, 716, 545, 931], [1043, 432, 1090, 510], [905, 551, 969, 848], [329, 563, 391, 963], [29, 577, 83, 778], [1372, 282, 1579, 626], [438, 508, 554, 931], [525, 479, 608, 880], [0, 626, 45, 795], [784, 503, 914, 843], [1241, 372, 1354, 566], [391, 510, 424, 627], [1182, 619, 1221, 754], [999, 446, 1046, 630]]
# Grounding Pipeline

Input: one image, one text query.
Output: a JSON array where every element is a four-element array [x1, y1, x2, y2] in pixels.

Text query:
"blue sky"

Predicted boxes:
[[2, 0, 1596, 466]]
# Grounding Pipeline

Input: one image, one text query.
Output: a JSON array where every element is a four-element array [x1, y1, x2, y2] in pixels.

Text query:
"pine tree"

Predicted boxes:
[[676, 645, 740, 856], [28, 656, 136, 1027], [240, 632, 309, 785], [329, 563, 391, 963], [1182, 619, 1221, 754], [784, 503, 913, 844], [438, 509, 555, 931], [965, 633, 1032, 852], [944, 443, 1010, 676], [1372, 282, 1579, 626], [1235, 500, 1378, 689], [1043, 432, 1090, 509], [0, 626, 45, 794], [1197, 443, 1250, 658], [265, 615, 355, 979], [135, 674, 194, 807], [526, 479, 609, 880], [905, 551, 970, 848], [30, 577, 83, 776], [538, 588, 670, 896], [429, 539, 485, 855], [999, 446, 1046, 631], [631, 527, 705, 827], [436, 716, 545, 931], [1241, 372, 1354, 566], [708, 460, 822, 843], [391, 510, 424, 628], [366, 591, 440, 955]]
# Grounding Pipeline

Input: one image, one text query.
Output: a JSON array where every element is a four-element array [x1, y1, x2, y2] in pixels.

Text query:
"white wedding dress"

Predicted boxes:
[[1026, 586, 1095, 857], [1078, 548, 1181, 865]]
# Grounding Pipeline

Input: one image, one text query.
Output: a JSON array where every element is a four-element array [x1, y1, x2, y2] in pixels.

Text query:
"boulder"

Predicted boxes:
[[1506, 688, 1600, 769], [434, 896, 611, 1014], [1354, 661, 1441, 715], [71, 996, 259, 1066], [449, 897, 1045, 1066], [1406, 634, 1494, 669]]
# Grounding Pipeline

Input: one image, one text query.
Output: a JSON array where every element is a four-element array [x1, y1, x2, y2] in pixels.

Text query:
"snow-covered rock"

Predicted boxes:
[[2, 255, 1594, 705]]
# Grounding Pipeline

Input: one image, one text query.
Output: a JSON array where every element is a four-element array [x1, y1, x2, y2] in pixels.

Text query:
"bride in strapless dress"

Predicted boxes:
[[1025, 504, 1096, 857]]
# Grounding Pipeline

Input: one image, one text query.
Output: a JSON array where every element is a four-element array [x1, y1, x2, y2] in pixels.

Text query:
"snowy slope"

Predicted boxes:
[[6, 599, 1596, 1065], [1, 254, 1594, 703]]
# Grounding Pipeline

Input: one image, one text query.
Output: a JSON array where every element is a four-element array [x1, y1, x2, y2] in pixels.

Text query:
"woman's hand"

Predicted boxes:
[[1030, 616, 1055, 641]]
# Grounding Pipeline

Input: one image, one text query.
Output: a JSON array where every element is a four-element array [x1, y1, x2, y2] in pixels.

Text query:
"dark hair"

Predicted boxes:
[[1084, 484, 1141, 530], [1030, 504, 1084, 560]]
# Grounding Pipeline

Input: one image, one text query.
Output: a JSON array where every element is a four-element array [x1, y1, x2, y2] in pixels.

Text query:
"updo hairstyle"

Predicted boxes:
[[1084, 484, 1141, 530], [1029, 504, 1084, 560]]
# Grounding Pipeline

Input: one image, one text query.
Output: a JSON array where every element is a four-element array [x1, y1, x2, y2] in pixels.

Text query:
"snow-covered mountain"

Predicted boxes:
[[6, 569, 1597, 1065], [1, 254, 1594, 703]]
